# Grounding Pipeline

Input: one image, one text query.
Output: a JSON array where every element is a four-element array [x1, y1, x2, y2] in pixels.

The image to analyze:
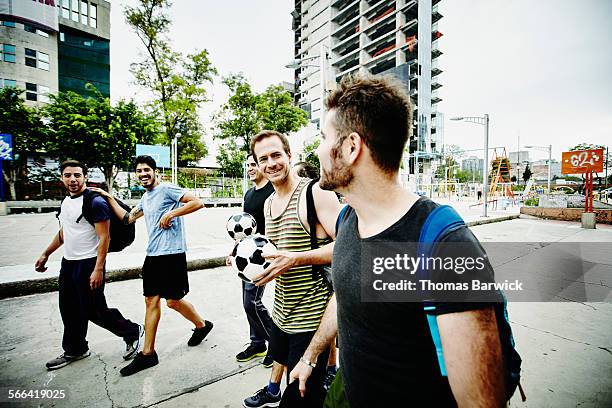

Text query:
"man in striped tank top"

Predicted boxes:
[[241, 130, 343, 408]]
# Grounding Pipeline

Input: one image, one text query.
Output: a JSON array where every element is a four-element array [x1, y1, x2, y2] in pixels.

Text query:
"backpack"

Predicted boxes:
[[335, 204, 525, 402], [57, 189, 136, 253]]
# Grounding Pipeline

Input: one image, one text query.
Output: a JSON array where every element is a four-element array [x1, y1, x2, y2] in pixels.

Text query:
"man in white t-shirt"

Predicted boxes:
[[35, 160, 143, 370]]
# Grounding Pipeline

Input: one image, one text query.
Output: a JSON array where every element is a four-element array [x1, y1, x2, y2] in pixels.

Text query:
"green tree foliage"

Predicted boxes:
[[522, 164, 533, 183], [125, 0, 216, 163], [0, 87, 47, 199], [214, 74, 307, 150], [302, 139, 320, 170], [43, 89, 160, 192], [216, 141, 246, 178]]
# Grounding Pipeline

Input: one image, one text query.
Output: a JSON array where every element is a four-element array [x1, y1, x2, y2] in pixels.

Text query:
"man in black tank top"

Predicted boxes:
[[235, 155, 275, 367], [288, 75, 508, 407]]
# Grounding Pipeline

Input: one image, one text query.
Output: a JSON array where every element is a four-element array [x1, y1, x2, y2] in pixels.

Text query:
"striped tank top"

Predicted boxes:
[[265, 178, 332, 333]]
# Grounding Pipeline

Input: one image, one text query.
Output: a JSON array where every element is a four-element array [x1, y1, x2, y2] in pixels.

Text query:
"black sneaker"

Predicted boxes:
[[262, 355, 274, 368], [46, 351, 90, 370], [243, 386, 281, 408], [120, 351, 158, 377], [323, 367, 337, 391], [188, 320, 214, 346], [236, 343, 267, 362]]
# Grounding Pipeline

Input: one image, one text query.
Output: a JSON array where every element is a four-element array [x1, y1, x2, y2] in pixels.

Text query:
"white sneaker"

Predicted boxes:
[[123, 324, 144, 360]]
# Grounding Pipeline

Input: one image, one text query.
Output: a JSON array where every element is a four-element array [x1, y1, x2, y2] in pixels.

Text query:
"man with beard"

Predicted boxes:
[[234, 154, 275, 368], [91, 155, 212, 376], [36, 160, 142, 370], [286, 75, 510, 407], [240, 131, 342, 408]]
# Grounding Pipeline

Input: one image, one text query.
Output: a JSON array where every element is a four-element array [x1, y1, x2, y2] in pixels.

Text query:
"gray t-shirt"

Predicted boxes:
[[136, 183, 187, 256]]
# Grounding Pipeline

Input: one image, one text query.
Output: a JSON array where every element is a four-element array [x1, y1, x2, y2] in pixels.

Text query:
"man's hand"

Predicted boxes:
[[90, 268, 103, 290], [88, 187, 111, 198], [35, 254, 48, 272], [253, 251, 297, 286], [289, 360, 314, 398], [226, 256, 232, 267], [160, 212, 175, 229]]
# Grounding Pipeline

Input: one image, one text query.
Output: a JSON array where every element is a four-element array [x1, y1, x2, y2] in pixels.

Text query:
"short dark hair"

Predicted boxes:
[[250, 130, 291, 160], [294, 161, 320, 179], [135, 155, 157, 170], [60, 160, 87, 175], [325, 74, 412, 173]]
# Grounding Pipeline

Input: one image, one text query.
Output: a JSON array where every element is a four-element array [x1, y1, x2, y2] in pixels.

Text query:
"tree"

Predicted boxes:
[[125, 0, 216, 163], [216, 141, 246, 178], [302, 139, 320, 170], [0, 87, 47, 199], [43, 89, 160, 193], [522, 164, 532, 183], [214, 74, 308, 152]]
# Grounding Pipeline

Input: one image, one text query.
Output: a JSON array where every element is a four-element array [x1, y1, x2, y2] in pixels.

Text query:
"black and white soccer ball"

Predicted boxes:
[[231, 234, 277, 283], [226, 212, 257, 241]]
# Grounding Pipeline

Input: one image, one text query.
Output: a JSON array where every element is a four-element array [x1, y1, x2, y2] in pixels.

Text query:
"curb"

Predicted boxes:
[[0, 256, 226, 300], [466, 214, 520, 227]]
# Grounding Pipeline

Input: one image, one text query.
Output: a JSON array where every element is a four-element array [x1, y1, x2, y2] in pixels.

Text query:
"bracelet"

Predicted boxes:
[[300, 356, 316, 369]]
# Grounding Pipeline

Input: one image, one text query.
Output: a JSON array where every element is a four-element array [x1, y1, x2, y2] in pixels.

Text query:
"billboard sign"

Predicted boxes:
[[561, 149, 604, 174], [136, 144, 171, 168], [0, 134, 13, 160], [0, 0, 59, 32]]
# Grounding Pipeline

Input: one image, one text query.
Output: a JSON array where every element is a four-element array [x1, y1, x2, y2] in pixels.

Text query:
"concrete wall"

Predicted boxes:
[[521, 207, 612, 224]]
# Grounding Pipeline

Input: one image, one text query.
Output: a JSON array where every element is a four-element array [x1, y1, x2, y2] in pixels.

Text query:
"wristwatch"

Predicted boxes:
[[300, 356, 316, 368]]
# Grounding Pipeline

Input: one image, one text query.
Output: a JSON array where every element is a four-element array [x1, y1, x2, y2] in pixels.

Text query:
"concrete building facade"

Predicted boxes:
[[0, 0, 110, 106], [291, 0, 443, 188], [462, 155, 484, 175]]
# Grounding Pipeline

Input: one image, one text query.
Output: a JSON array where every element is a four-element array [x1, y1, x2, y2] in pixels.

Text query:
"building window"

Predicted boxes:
[[25, 24, 50, 37], [0, 79, 17, 88], [39, 85, 50, 103], [90, 4, 97, 28], [60, 32, 65, 41], [2, 21, 16, 27], [2, 44, 16, 63], [25, 48, 37, 67], [38, 52, 49, 71], [62, 0, 70, 19], [81, 1, 88, 24], [71, 0, 79, 22], [26, 83, 38, 101]]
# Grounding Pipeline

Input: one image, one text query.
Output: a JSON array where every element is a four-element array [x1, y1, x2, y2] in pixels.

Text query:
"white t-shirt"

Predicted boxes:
[[59, 191, 110, 260]]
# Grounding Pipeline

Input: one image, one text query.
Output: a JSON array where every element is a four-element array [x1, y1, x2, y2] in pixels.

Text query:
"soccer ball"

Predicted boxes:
[[231, 234, 277, 283], [226, 212, 257, 240]]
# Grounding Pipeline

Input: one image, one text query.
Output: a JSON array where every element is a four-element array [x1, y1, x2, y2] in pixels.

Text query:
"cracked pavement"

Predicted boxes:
[[0, 218, 611, 407]]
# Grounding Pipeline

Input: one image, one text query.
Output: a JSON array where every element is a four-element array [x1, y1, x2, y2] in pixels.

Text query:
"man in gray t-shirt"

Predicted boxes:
[[93, 155, 213, 377]]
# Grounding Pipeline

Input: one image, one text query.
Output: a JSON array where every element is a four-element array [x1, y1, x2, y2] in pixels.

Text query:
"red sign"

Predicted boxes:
[[561, 149, 604, 174]]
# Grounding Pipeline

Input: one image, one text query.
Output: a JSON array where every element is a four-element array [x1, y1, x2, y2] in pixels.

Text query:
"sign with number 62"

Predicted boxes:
[[561, 149, 604, 174]]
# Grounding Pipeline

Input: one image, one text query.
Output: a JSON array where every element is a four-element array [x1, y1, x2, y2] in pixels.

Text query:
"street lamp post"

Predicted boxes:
[[524, 144, 553, 193], [171, 133, 182, 185], [450, 115, 490, 217]]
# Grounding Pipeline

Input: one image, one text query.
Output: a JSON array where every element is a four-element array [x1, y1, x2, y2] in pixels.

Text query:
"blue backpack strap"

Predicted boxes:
[[418, 205, 465, 377], [335, 204, 350, 236]]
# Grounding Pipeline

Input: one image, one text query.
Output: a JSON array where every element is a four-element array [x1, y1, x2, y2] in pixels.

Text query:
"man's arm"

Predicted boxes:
[[289, 295, 338, 397], [35, 229, 63, 272], [311, 182, 343, 239], [90, 220, 110, 290], [88, 187, 143, 224], [254, 241, 335, 286], [159, 192, 203, 229], [437, 307, 506, 407]]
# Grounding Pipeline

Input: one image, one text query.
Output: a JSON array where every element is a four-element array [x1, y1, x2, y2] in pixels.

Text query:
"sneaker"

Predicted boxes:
[[188, 320, 214, 347], [243, 386, 281, 408], [236, 343, 267, 362], [46, 351, 90, 370], [323, 367, 337, 391], [119, 351, 158, 377], [123, 324, 144, 360], [262, 355, 274, 368]]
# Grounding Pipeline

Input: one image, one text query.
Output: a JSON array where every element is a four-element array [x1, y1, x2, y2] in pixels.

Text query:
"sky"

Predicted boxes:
[[110, 0, 612, 164]]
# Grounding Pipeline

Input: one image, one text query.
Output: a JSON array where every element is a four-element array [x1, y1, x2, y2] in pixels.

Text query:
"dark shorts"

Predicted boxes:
[[268, 321, 330, 384], [142, 252, 189, 300]]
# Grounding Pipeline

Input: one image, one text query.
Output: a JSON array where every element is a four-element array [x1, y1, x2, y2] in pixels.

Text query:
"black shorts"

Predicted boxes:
[[268, 321, 330, 386], [142, 252, 189, 300]]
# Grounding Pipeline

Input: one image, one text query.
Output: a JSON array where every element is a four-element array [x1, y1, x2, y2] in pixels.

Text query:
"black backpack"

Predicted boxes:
[[57, 189, 136, 253]]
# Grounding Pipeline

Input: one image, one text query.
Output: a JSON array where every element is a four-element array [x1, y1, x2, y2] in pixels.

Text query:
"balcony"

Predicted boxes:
[[331, 14, 361, 43], [332, 33, 360, 55], [332, 48, 359, 73], [331, 0, 354, 12], [431, 81, 442, 91], [332, 0, 359, 26]]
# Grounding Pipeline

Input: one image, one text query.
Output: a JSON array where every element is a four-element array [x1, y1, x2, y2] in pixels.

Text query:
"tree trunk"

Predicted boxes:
[[103, 166, 115, 195]]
